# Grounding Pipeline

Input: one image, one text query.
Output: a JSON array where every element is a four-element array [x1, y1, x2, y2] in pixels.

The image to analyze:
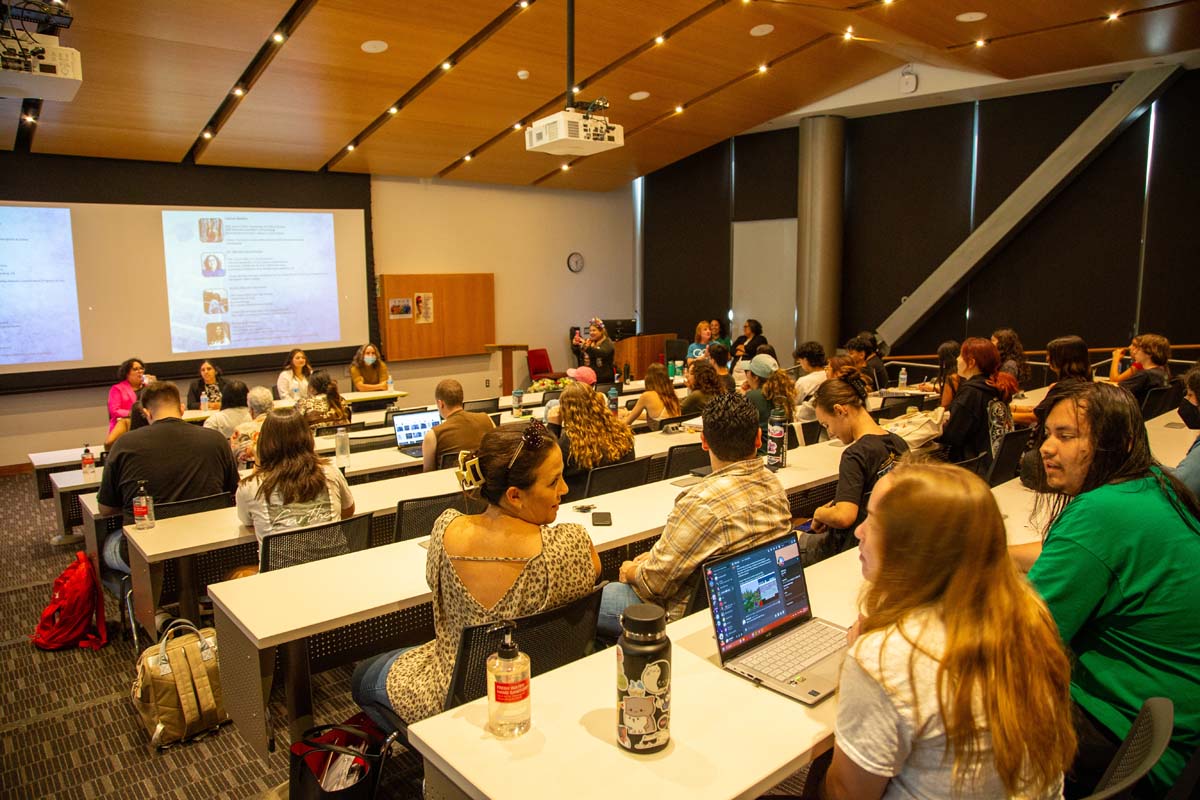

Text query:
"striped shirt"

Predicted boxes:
[[631, 457, 793, 618]]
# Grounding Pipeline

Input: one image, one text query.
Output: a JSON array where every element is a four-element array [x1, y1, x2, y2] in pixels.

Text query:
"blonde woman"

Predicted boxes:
[[622, 363, 681, 431], [558, 381, 635, 500], [820, 460, 1075, 799], [686, 321, 712, 363]]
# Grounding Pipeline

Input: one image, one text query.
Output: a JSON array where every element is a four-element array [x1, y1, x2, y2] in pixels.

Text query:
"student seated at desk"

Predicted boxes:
[[236, 409, 354, 552], [349, 342, 390, 391], [1012, 382, 1200, 797], [295, 370, 350, 430], [277, 347, 312, 400], [1011, 336, 1091, 485], [351, 420, 601, 728], [936, 337, 1017, 476], [202, 379, 250, 438], [600, 394, 792, 637], [804, 369, 907, 565], [680, 359, 724, 416], [708, 342, 735, 394], [743, 354, 796, 453], [845, 333, 889, 394], [229, 386, 275, 467], [186, 359, 227, 410], [1174, 365, 1200, 497], [556, 381, 635, 501], [621, 362, 680, 431], [916, 340, 961, 410], [992, 327, 1031, 387], [98, 382, 239, 572], [1109, 333, 1171, 407], [423, 378, 495, 472], [818, 461, 1075, 800]]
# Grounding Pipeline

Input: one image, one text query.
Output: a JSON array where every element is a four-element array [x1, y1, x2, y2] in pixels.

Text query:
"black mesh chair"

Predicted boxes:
[[985, 427, 1033, 487], [259, 512, 372, 572], [489, 412, 502, 427], [464, 397, 500, 414], [800, 420, 823, 446], [314, 420, 365, 437], [542, 390, 562, 404], [393, 491, 483, 542], [681, 576, 710, 618], [156, 492, 234, 520], [657, 412, 701, 431], [438, 450, 460, 470], [625, 398, 638, 411], [583, 456, 652, 498], [664, 338, 689, 364], [663, 443, 709, 479], [350, 434, 396, 454], [953, 452, 988, 476], [443, 583, 606, 710], [1141, 379, 1184, 420], [384, 406, 429, 428], [1082, 697, 1174, 800], [872, 395, 911, 421]]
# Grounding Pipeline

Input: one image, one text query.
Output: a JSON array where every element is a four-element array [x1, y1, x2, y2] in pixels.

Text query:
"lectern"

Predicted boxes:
[[485, 344, 527, 395]]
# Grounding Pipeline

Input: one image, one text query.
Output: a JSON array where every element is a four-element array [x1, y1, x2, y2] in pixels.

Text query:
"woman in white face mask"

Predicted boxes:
[[350, 343, 391, 391]]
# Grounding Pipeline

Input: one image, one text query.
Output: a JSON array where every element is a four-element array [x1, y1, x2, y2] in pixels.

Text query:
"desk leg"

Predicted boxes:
[[423, 760, 476, 800], [52, 484, 70, 535], [214, 605, 276, 760], [284, 639, 314, 744], [129, 549, 164, 637], [81, 504, 102, 576], [176, 555, 201, 624]]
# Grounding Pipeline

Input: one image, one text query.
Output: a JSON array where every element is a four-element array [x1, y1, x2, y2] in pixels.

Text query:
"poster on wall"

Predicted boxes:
[[414, 292, 434, 324], [388, 297, 412, 319]]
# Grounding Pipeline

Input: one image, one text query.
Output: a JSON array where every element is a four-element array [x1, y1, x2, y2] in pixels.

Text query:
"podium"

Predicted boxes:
[[613, 334, 677, 380], [485, 344, 527, 395]]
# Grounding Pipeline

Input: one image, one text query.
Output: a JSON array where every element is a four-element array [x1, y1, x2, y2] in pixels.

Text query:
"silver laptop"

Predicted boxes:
[[703, 533, 848, 704], [392, 409, 442, 458]]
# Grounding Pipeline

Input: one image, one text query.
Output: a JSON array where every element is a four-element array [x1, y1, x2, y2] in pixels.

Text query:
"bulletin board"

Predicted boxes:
[[376, 273, 495, 361]]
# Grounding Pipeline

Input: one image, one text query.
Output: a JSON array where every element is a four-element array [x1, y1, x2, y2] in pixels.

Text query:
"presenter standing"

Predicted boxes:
[[571, 318, 615, 381], [108, 358, 152, 432], [349, 343, 391, 391], [277, 348, 312, 401]]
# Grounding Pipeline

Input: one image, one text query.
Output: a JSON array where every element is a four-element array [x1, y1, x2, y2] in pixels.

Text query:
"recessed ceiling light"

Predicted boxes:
[[1107, 12, 1120, 21], [387, 106, 398, 115], [272, 32, 285, 43], [347, 144, 355, 151], [750, 24, 774, 37], [655, 35, 665, 45], [561, 164, 570, 171], [361, 40, 388, 54], [843, 27, 853, 40], [629, 91, 650, 101], [572, 86, 580, 94], [975, 38, 987, 47], [201, 130, 212, 139], [464, 154, 472, 161], [513, 122, 523, 130], [231, 86, 244, 97], [517, 69, 530, 80], [758, 64, 768, 73], [518, 0, 529, 7], [441, 61, 452, 70], [956, 12, 987, 22], [22, 114, 36, 123], [674, 105, 684, 113]]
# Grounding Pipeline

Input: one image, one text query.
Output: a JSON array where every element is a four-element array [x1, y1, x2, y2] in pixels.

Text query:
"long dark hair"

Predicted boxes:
[[1046, 335, 1089, 381], [992, 328, 1030, 384], [283, 348, 312, 377], [247, 409, 329, 504], [1036, 382, 1200, 535], [117, 357, 144, 381], [309, 370, 347, 417], [935, 340, 961, 388], [468, 422, 559, 506]]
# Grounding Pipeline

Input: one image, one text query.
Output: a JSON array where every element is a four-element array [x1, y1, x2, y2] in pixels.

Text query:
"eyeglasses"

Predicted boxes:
[[507, 419, 552, 469]]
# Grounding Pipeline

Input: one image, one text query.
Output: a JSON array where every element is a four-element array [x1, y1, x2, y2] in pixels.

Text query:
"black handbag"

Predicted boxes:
[[289, 713, 396, 800]]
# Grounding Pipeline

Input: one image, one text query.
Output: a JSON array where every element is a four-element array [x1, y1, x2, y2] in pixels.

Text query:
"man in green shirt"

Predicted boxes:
[[1028, 381, 1200, 796]]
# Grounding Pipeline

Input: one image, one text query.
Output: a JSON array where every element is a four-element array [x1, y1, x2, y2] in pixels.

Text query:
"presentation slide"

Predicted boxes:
[[162, 210, 340, 354], [0, 206, 83, 366]]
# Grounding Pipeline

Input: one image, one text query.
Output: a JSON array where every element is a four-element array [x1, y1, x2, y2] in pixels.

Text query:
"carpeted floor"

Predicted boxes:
[[0, 471, 809, 799]]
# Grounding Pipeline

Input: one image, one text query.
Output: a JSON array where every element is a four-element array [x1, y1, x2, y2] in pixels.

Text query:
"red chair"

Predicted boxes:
[[527, 348, 567, 382]]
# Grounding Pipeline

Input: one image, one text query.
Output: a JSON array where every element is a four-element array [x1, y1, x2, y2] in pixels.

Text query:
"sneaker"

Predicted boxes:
[[50, 533, 84, 547]]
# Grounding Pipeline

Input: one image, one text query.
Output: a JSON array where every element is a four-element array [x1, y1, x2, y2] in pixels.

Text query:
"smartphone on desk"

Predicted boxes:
[[592, 511, 612, 526], [796, 520, 814, 533]]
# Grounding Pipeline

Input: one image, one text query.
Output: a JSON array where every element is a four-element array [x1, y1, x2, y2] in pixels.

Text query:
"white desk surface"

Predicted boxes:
[[181, 390, 407, 423], [1146, 411, 1196, 467], [410, 548, 862, 800], [51, 467, 101, 492], [29, 445, 105, 469]]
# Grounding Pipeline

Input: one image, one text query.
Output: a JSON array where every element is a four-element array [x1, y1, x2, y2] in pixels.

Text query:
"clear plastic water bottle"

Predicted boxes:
[[81, 444, 96, 478], [335, 427, 350, 470], [199, 393, 209, 412], [608, 386, 619, 413], [898, 368, 908, 390], [386, 375, 394, 393], [133, 480, 155, 530], [291, 377, 301, 401], [513, 389, 524, 417], [765, 404, 787, 472]]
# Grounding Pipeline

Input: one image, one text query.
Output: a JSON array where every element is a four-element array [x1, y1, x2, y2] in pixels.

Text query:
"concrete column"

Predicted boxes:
[[795, 115, 845, 356]]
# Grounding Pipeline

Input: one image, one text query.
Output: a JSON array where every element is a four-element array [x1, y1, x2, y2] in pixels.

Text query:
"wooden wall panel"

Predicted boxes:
[[376, 273, 495, 361]]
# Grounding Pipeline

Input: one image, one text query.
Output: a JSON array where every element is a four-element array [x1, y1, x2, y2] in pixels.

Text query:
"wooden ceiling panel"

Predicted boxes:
[[31, 0, 292, 161], [199, 0, 515, 171], [337, 0, 711, 177], [936, 2, 1200, 78], [0, 99, 20, 151], [445, 1, 837, 186], [541, 40, 901, 191]]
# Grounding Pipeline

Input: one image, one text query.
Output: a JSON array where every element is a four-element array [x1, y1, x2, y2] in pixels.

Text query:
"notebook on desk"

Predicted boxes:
[[703, 533, 848, 705], [393, 409, 442, 458]]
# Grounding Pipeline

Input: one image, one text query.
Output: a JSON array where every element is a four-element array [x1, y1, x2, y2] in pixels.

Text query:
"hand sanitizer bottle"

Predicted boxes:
[[133, 480, 155, 530], [487, 621, 531, 738], [81, 445, 96, 478]]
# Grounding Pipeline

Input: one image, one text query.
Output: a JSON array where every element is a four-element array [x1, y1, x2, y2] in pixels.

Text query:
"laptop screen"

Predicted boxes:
[[393, 409, 441, 448], [703, 533, 813, 660]]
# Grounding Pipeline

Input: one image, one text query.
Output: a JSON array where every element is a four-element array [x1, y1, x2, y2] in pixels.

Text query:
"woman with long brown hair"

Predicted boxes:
[[296, 369, 350, 430], [680, 359, 725, 415], [821, 460, 1075, 799], [236, 409, 355, 548], [558, 381, 635, 500], [621, 362, 681, 430]]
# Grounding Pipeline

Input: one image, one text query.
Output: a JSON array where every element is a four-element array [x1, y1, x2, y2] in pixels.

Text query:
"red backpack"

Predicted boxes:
[[31, 551, 108, 651]]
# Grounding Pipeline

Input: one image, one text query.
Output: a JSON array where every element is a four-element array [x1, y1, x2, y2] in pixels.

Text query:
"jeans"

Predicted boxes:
[[102, 530, 130, 573], [597, 582, 644, 640], [350, 648, 412, 732]]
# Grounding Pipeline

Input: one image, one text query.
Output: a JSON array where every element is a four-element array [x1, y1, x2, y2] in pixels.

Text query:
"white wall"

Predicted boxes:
[[0, 178, 635, 467], [731, 219, 799, 360], [370, 177, 636, 404]]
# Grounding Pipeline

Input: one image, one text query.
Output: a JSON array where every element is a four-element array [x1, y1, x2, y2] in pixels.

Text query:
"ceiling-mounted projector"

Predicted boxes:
[[525, 107, 624, 156], [0, 33, 82, 101]]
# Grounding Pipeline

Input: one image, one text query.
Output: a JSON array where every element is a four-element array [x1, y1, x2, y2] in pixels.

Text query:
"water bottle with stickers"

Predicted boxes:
[[617, 604, 671, 754]]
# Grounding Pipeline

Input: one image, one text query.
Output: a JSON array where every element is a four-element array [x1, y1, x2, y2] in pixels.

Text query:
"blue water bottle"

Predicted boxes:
[[607, 386, 619, 413]]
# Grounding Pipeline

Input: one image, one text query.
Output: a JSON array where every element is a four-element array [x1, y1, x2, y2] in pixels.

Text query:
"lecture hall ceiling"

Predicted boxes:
[[8, 0, 1200, 190]]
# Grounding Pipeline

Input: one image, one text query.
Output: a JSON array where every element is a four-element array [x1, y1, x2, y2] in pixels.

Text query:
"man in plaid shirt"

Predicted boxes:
[[597, 393, 793, 638]]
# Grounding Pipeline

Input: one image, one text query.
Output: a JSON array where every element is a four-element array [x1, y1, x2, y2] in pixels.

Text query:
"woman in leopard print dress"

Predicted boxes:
[[352, 420, 601, 727]]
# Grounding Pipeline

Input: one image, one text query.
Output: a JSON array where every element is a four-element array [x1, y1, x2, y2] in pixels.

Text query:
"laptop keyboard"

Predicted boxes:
[[400, 445, 423, 458], [741, 621, 846, 680]]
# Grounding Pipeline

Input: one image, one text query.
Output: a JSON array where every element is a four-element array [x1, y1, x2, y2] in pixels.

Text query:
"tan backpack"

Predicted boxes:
[[132, 619, 227, 747]]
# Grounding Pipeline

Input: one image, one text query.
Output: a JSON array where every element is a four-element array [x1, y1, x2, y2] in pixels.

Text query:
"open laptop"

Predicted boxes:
[[702, 533, 848, 704], [392, 408, 442, 458]]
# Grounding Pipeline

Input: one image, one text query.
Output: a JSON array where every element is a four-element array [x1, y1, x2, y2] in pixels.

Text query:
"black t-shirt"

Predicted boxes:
[[98, 417, 239, 518], [1120, 366, 1168, 406], [864, 355, 889, 392], [835, 432, 909, 531]]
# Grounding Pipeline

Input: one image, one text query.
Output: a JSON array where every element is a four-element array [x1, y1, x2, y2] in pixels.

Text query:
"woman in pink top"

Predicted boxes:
[[108, 357, 148, 432]]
